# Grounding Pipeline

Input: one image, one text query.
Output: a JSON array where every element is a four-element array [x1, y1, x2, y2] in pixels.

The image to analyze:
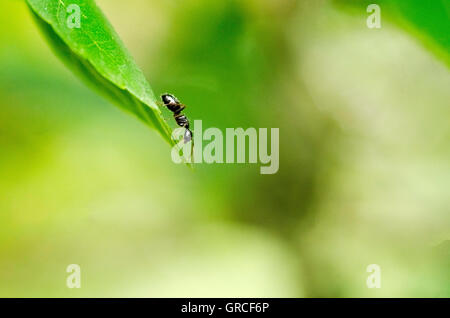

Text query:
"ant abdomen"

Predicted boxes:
[[184, 128, 192, 143]]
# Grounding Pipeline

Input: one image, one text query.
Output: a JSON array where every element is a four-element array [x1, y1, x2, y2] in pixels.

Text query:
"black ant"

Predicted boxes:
[[161, 93, 193, 144]]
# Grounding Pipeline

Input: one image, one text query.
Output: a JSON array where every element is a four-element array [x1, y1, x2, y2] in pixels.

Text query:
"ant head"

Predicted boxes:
[[161, 93, 179, 106]]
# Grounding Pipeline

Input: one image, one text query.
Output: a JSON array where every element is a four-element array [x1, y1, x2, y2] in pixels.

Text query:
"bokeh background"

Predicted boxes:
[[0, 0, 449, 297]]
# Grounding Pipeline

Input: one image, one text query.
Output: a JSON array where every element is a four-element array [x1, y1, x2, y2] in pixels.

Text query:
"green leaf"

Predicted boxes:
[[335, 0, 450, 67], [26, 0, 173, 145]]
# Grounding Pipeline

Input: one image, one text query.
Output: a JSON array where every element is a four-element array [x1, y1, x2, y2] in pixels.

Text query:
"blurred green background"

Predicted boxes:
[[0, 0, 449, 297]]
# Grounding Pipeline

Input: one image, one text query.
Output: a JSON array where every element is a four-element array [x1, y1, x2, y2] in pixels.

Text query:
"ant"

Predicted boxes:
[[161, 93, 193, 144]]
